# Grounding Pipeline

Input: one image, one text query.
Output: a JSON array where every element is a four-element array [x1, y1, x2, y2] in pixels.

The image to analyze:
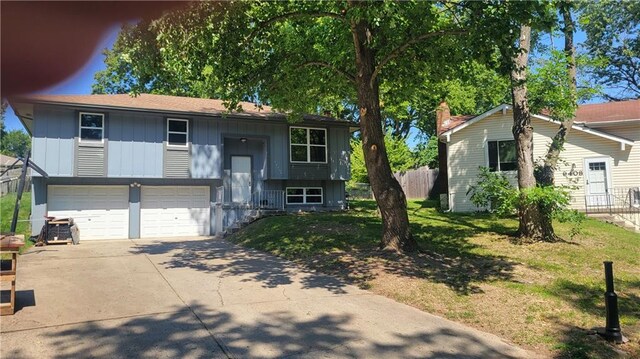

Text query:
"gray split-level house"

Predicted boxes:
[[9, 94, 354, 240]]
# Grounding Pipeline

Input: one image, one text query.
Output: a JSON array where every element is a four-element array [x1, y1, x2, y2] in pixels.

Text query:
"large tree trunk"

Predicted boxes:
[[536, 4, 577, 238], [538, 2, 578, 186], [350, 16, 418, 252], [511, 25, 554, 241]]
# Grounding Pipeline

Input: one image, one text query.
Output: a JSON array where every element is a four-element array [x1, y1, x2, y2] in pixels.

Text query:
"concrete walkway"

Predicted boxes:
[[1, 237, 536, 358]]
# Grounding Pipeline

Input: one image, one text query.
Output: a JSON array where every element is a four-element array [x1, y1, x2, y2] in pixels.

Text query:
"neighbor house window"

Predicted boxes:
[[79, 112, 104, 142], [167, 119, 189, 147], [290, 127, 327, 163], [286, 187, 323, 204], [488, 140, 517, 171]]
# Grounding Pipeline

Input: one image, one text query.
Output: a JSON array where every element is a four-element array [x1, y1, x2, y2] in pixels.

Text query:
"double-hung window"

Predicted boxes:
[[79, 112, 104, 142], [286, 187, 323, 204], [290, 127, 327, 163], [488, 140, 517, 172], [167, 119, 189, 147]]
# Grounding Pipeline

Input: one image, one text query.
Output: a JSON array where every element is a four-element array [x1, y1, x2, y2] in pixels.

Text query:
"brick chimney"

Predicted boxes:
[[436, 101, 450, 136]]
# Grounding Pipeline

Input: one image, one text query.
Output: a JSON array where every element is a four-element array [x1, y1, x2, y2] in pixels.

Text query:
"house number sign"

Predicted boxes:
[[562, 166, 583, 177]]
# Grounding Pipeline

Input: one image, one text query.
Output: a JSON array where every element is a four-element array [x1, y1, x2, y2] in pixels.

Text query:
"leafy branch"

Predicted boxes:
[[370, 29, 467, 87], [298, 61, 355, 84]]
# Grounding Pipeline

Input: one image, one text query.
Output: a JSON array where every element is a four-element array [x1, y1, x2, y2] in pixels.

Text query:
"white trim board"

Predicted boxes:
[[439, 104, 634, 149]]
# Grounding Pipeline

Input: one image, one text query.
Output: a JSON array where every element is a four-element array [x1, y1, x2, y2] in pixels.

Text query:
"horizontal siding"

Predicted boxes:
[[532, 118, 640, 209], [448, 110, 640, 212], [164, 149, 190, 178], [447, 112, 517, 212], [77, 146, 105, 177]]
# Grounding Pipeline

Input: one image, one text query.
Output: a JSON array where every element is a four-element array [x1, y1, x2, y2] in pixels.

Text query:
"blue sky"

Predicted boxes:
[[3, 25, 121, 132], [1, 21, 620, 142]]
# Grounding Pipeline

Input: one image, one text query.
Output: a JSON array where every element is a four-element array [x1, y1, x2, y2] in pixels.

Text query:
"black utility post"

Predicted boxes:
[[599, 261, 626, 344], [10, 151, 31, 234]]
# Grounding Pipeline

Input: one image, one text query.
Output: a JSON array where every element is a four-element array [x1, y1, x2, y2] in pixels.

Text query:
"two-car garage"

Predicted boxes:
[[47, 185, 211, 240]]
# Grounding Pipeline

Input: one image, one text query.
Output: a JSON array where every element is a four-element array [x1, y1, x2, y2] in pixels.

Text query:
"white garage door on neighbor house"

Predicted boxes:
[[140, 186, 210, 238], [47, 185, 130, 240]]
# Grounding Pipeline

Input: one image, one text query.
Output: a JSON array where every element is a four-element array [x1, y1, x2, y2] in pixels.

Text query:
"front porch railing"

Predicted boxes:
[[584, 187, 640, 215], [251, 190, 285, 211]]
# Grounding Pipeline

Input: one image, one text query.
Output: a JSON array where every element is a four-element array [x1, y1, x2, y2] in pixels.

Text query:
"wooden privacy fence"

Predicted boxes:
[[0, 177, 31, 197], [394, 166, 438, 199]]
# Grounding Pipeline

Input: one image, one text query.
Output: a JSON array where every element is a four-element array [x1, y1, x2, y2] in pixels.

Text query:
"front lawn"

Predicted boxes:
[[230, 199, 640, 358], [1, 192, 33, 254]]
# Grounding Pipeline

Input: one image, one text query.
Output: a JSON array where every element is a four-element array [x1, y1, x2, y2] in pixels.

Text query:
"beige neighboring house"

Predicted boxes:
[[436, 99, 640, 228]]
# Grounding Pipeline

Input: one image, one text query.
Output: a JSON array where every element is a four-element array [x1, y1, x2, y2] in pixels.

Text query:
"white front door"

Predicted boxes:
[[140, 186, 210, 238], [585, 158, 611, 206], [48, 185, 130, 240], [231, 156, 251, 203]]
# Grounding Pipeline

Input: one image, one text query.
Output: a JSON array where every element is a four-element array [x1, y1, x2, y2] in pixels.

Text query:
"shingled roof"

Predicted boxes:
[[573, 99, 640, 124], [12, 93, 349, 124], [442, 99, 640, 133]]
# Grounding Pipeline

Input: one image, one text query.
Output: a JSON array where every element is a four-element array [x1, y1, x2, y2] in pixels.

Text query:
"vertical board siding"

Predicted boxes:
[[32, 106, 75, 176], [108, 112, 163, 177], [324, 180, 346, 208], [191, 118, 221, 178], [164, 149, 190, 178], [30, 177, 48, 236], [329, 127, 351, 180], [77, 146, 105, 176]]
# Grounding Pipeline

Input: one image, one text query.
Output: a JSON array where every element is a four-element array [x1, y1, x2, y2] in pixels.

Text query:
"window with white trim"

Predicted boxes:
[[167, 119, 189, 147], [79, 112, 104, 142], [488, 140, 517, 172], [286, 187, 323, 204], [290, 127, 327, 163]]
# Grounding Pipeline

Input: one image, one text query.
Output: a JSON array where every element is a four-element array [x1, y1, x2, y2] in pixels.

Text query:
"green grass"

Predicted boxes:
[[230, 199, 640, 358], [1, 192, 33, 255]]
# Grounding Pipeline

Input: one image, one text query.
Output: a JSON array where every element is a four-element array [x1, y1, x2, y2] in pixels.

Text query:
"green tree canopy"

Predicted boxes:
[[580, 0, 640, 100], [0, 129, 30, 158], [92, 1, 548, 251]]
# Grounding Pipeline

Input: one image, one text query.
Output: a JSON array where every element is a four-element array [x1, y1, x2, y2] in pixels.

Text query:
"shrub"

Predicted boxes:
[[467, 167, 518, 216]]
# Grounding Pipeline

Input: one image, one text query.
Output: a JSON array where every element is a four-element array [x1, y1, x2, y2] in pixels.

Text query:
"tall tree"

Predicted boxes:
[[94, 1, 547, 250], [531, 2, 578, 239], [510, 24, 548, 239], [580, 0, 640, 100]]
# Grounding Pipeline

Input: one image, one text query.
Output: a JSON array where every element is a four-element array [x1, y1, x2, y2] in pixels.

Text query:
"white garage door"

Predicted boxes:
[[140, 186, 210, 238], [48, 186, 130, 240]]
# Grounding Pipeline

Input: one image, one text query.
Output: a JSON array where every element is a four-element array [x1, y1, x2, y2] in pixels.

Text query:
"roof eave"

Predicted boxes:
[[12, 98, 354, 126]]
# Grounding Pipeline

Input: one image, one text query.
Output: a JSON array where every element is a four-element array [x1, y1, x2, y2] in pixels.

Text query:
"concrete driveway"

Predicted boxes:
[[1, 237, 536, 358]]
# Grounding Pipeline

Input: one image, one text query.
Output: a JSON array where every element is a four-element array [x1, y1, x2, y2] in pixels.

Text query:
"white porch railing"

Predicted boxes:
[[251, 190, 285, 210], [214, 186, 285, 236]]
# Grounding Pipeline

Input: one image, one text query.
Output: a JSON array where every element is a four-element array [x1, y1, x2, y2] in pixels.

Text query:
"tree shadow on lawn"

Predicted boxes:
[[550, 320, 621, 359], [298, 215, 516, 295], [5, 301, 528, 359], [544, 279, 640, 358]]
